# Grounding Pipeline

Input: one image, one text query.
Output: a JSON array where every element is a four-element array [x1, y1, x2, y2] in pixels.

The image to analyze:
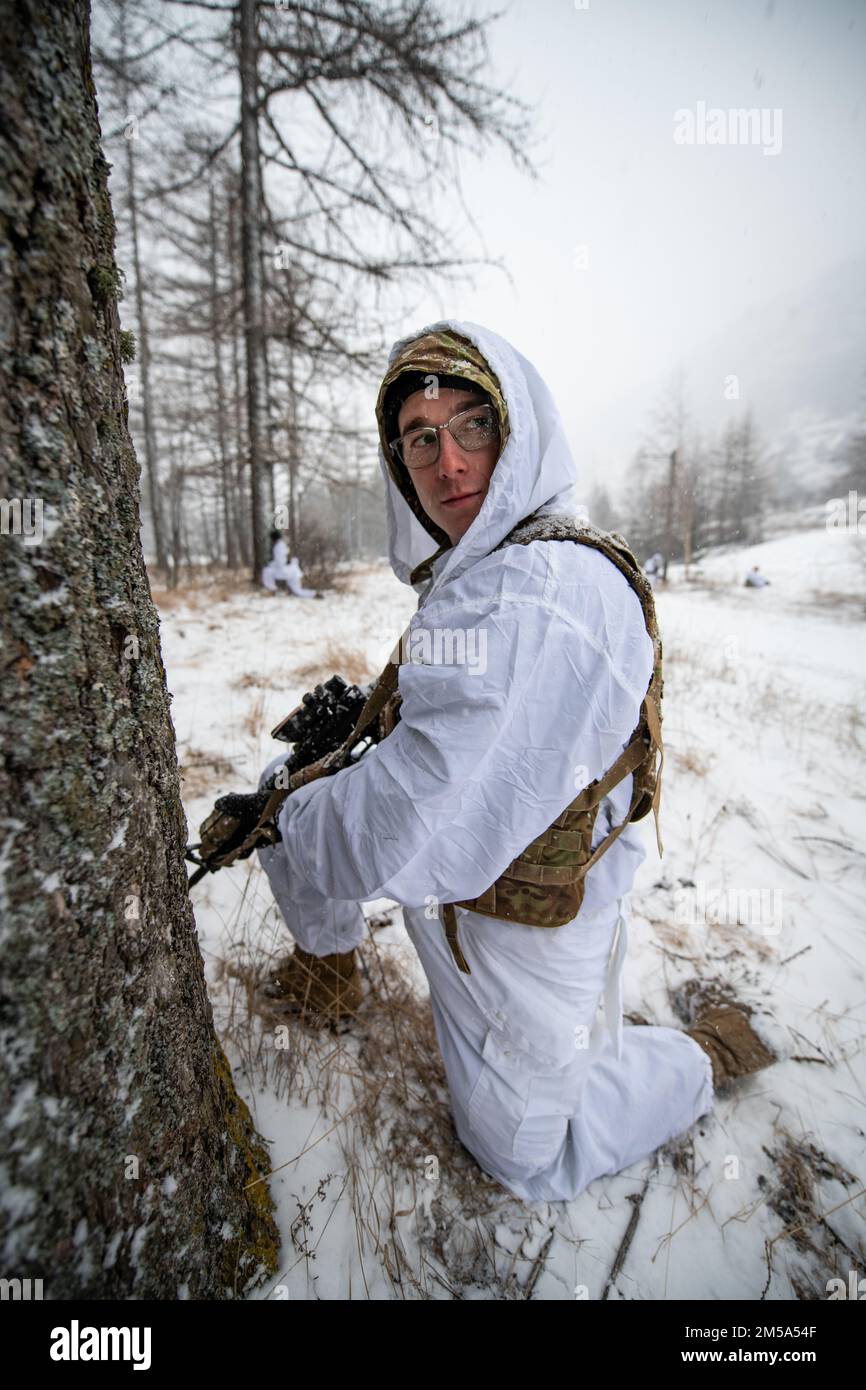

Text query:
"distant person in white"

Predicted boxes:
[[744, 564, 770, 588], [261, 530, 318, 597]]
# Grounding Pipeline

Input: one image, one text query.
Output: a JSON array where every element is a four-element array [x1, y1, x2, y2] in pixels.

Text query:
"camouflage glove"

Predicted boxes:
[[215, 789, 282, 854], [198, 788, 282, 868]]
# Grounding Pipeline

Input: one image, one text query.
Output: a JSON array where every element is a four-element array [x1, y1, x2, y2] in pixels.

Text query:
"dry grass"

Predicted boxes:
[[676, 574, 735, 595], [243, 692, 266, 740], [669, 744, 712, 777], [760, 1129, 864, 1298], [151, 565, 354, 608], [152, 566, 258, 606], [206, 870, 864, 1299], [651, 971, 865, 1298], [178, 747, 236, 798], [213, 906, 565, 1299], [664, 629, 865, 758], [294, 640, 375, 687], [310, 568, 354, 596], [231, 672, 269, 692], [806, 588, 866, 620], [150, 585, 201, 613]]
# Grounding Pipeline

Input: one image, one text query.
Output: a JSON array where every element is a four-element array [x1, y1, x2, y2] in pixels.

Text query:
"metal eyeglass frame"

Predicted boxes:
[[388, 403, 499, 470]]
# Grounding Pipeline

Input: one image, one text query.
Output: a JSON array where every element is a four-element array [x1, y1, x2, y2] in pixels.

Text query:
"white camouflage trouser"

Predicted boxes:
[[256, 759, 715, 1203], [401, 897, 714, 1203]]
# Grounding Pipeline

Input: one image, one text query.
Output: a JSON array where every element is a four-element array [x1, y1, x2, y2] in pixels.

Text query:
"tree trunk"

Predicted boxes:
[[228, 177, 253, 569], [239, 0, 268, 581], [207, 179, 237, 569], [662, 446, 678, 579], [718, 425, 735, 545], [263, 331, 277, 522], [123, 120, 167, 573], [0, 0, 279, 1297], [286, 329, 298, 554]]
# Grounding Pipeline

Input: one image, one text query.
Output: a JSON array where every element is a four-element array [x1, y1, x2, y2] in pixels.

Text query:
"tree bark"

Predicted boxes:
[[0, 0, 279, 1297]]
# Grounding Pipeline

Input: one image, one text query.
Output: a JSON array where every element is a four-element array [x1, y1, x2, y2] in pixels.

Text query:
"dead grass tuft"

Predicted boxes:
[[243, 692, 266, 739], [807, 588, 866, 620], [231, 672, 270, 692], [670, 744, 712, 777], [215, 905, 563, 1298], [759, 1128, 863, 1296], [151, 585, 202, 613], [294, 641, 374, 687], [179, 748, 236, 798]]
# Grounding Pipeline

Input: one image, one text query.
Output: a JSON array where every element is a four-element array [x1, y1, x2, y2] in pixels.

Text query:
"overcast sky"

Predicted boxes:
[[395, 0, 865, 486]]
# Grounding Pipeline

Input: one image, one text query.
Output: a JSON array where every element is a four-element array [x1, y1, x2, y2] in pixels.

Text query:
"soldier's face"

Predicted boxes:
[[397, 388, 500, 543]]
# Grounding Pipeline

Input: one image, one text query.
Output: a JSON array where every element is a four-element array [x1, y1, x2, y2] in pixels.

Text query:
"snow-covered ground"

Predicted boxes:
[[155, 525, 866, 1300]]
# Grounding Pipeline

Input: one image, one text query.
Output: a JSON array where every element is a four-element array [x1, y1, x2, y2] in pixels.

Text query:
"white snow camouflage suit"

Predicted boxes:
[[257, 317, 714, 1203]]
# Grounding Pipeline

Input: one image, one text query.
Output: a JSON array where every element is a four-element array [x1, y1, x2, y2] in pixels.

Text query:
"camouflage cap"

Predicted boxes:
[[375, 329, 511, 548]]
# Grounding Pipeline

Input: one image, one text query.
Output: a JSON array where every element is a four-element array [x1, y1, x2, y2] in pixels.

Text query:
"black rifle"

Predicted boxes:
[[185, 674, 386, 889]]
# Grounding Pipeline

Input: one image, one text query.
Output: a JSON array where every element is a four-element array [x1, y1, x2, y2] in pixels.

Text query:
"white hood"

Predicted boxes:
[[376, 319, 583, 600]]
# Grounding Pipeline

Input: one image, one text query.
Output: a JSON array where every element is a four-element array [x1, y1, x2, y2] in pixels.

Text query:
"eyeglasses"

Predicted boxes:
[[389, 403, 499, 470]]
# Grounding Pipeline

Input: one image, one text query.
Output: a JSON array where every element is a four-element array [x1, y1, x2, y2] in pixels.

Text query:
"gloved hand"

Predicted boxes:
[[215, 789, 283, 855], [197, 788, 282, 867], [212, 788, 275, 828]]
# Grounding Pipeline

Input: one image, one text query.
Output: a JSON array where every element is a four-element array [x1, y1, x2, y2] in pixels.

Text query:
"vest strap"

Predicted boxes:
[[441, 902, 472, 974], [578, 780, 645, 877], [643, 690, 664, 855], [502, 858, 585, 887], [504, 773, 647, 890], [543, 826, 589, 851], [564, 728, 648, 814]]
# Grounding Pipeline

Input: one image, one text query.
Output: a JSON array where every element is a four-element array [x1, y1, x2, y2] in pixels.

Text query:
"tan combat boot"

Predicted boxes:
[[262, 945, 363, 1030], [686, 1003, 776, 1091]]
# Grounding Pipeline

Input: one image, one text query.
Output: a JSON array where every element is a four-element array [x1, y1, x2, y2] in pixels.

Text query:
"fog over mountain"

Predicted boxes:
[[588, 254, 866, 500], [684, 254, 866, 433]]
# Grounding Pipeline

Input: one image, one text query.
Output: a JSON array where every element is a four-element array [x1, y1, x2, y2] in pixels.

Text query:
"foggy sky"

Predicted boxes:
[[400, 0, 866, 486]]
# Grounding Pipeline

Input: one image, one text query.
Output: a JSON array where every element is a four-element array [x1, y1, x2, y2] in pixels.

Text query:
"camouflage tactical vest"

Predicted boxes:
[[371, 512, 665, 975]]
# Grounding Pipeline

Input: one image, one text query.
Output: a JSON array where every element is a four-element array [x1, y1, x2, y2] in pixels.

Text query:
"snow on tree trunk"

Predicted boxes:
[[0, 0, 279, 1297]]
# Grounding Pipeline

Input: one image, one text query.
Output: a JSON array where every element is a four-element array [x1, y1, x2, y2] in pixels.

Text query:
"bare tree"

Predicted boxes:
[[588, 481, 618, 532], [92, 0, 179, 570], [619, 443, 670, 562], [728, 410, 767, 546], [830, 412, 866, 496], [92, 0, 537, 578]]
